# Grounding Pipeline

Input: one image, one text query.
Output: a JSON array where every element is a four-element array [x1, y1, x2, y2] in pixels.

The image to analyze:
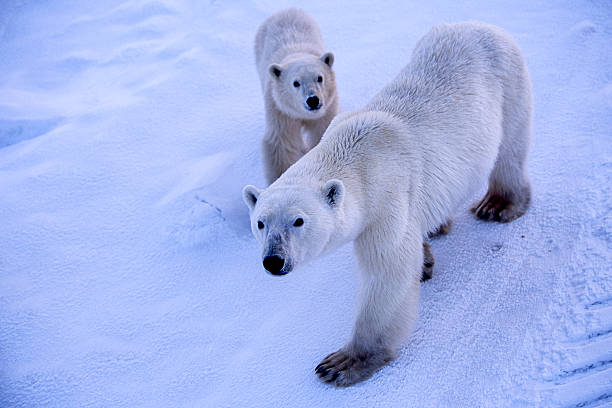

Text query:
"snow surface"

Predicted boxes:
[[1, 1, 611, 407]]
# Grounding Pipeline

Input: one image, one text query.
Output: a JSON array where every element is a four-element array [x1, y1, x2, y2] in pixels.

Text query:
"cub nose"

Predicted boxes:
[[306, 95, 320, 110], [263, 255, 286, 275]]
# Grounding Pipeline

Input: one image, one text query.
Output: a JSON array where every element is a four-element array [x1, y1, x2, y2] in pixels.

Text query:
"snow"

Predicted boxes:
[[0, 1, 610, 407]]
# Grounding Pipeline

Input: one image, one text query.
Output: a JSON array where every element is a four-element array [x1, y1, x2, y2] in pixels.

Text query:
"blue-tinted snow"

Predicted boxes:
[[0, 1, 610, 407]]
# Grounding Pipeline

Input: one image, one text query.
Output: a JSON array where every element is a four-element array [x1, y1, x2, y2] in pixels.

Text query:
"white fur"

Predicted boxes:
[[255, 8, 339, 185], [244, 21, 532, 385]]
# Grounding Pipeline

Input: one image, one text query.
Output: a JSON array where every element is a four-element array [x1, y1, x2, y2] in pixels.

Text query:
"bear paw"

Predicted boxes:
[[471, 190, 529, 223], [315, 348, 393, 386]]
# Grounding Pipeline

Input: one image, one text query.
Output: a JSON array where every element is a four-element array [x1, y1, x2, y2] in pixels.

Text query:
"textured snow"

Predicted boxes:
[[1, 1, 611, 407]]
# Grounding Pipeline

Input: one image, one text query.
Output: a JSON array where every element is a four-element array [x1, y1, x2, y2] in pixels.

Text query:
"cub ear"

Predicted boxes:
[[322, 179, 344, 207], [268, 64, 282, 79], [320, 52, 334, 68], [242, 185, 262, 211]]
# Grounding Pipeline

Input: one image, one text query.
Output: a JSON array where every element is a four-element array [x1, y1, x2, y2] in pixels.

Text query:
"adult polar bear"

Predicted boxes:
[[255, 8, 339, 184], [243, 22, 532, 386]]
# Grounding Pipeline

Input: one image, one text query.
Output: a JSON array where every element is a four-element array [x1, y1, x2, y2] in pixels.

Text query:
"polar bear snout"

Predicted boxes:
[[305, 95, 321, 111], [263, 255, 287, 275], [262, 233, 292, 275]]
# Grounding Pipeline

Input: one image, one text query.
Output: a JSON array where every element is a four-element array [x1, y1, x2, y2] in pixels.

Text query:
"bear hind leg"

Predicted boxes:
[[421, 242, 434, 282], [472, 81, 532, 223], [427, 219, 453, 238]]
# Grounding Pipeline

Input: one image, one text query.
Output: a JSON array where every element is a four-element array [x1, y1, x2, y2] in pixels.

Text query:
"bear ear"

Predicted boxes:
[[320, 52, 334, 68], [322, 179, 344, 207], [242, 185, 262, 211], [268, 64, 282, 79]]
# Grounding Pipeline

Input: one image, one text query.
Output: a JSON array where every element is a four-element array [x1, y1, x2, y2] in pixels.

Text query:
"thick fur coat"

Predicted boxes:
[[255, 8, 339, 184], [244, 21, 532, 386]]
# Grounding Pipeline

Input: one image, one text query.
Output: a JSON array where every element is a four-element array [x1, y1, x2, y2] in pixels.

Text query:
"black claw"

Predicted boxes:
[[316, 366, 328, 377], [315, 363, 323, 372], [330, 371, 339, 382], [424, 262, 433, 268]]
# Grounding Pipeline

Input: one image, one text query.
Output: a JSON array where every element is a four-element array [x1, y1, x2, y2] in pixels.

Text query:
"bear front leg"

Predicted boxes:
[[302, 101, 338, 149], [316, 231, 422, 386], [261, 115, 306, 185]]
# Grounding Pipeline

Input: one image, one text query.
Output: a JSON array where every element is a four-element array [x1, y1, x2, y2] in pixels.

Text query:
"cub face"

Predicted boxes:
[[242, 179, 344, 276], [268, 52, 335, 120]]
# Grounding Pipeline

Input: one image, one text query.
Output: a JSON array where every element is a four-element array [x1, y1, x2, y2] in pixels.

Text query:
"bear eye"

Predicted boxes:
[[317, 75, 323, 83], [257, 221, 264, 230], [293, 81, 300, 88], [293, 218, 304, 227]]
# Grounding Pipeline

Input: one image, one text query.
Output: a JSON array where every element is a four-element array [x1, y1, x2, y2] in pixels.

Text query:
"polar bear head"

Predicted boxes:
[[268, 52, 336, 120], [242, 179, 344, 275]]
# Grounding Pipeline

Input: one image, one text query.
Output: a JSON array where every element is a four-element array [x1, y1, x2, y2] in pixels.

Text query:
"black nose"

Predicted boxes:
[[263, 255, 285, 275], [306, 95, 320, 110]]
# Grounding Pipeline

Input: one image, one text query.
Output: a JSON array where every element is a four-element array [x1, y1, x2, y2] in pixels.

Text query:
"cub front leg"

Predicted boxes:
[[261, 110, 306, 185], [302, 100, 338, 149], [316, 230, 422, 386]]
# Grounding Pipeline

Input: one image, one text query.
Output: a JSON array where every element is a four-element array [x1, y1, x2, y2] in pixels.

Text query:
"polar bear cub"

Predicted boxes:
[[243, 22, 532, 386], [255, 8, 339, 184]]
